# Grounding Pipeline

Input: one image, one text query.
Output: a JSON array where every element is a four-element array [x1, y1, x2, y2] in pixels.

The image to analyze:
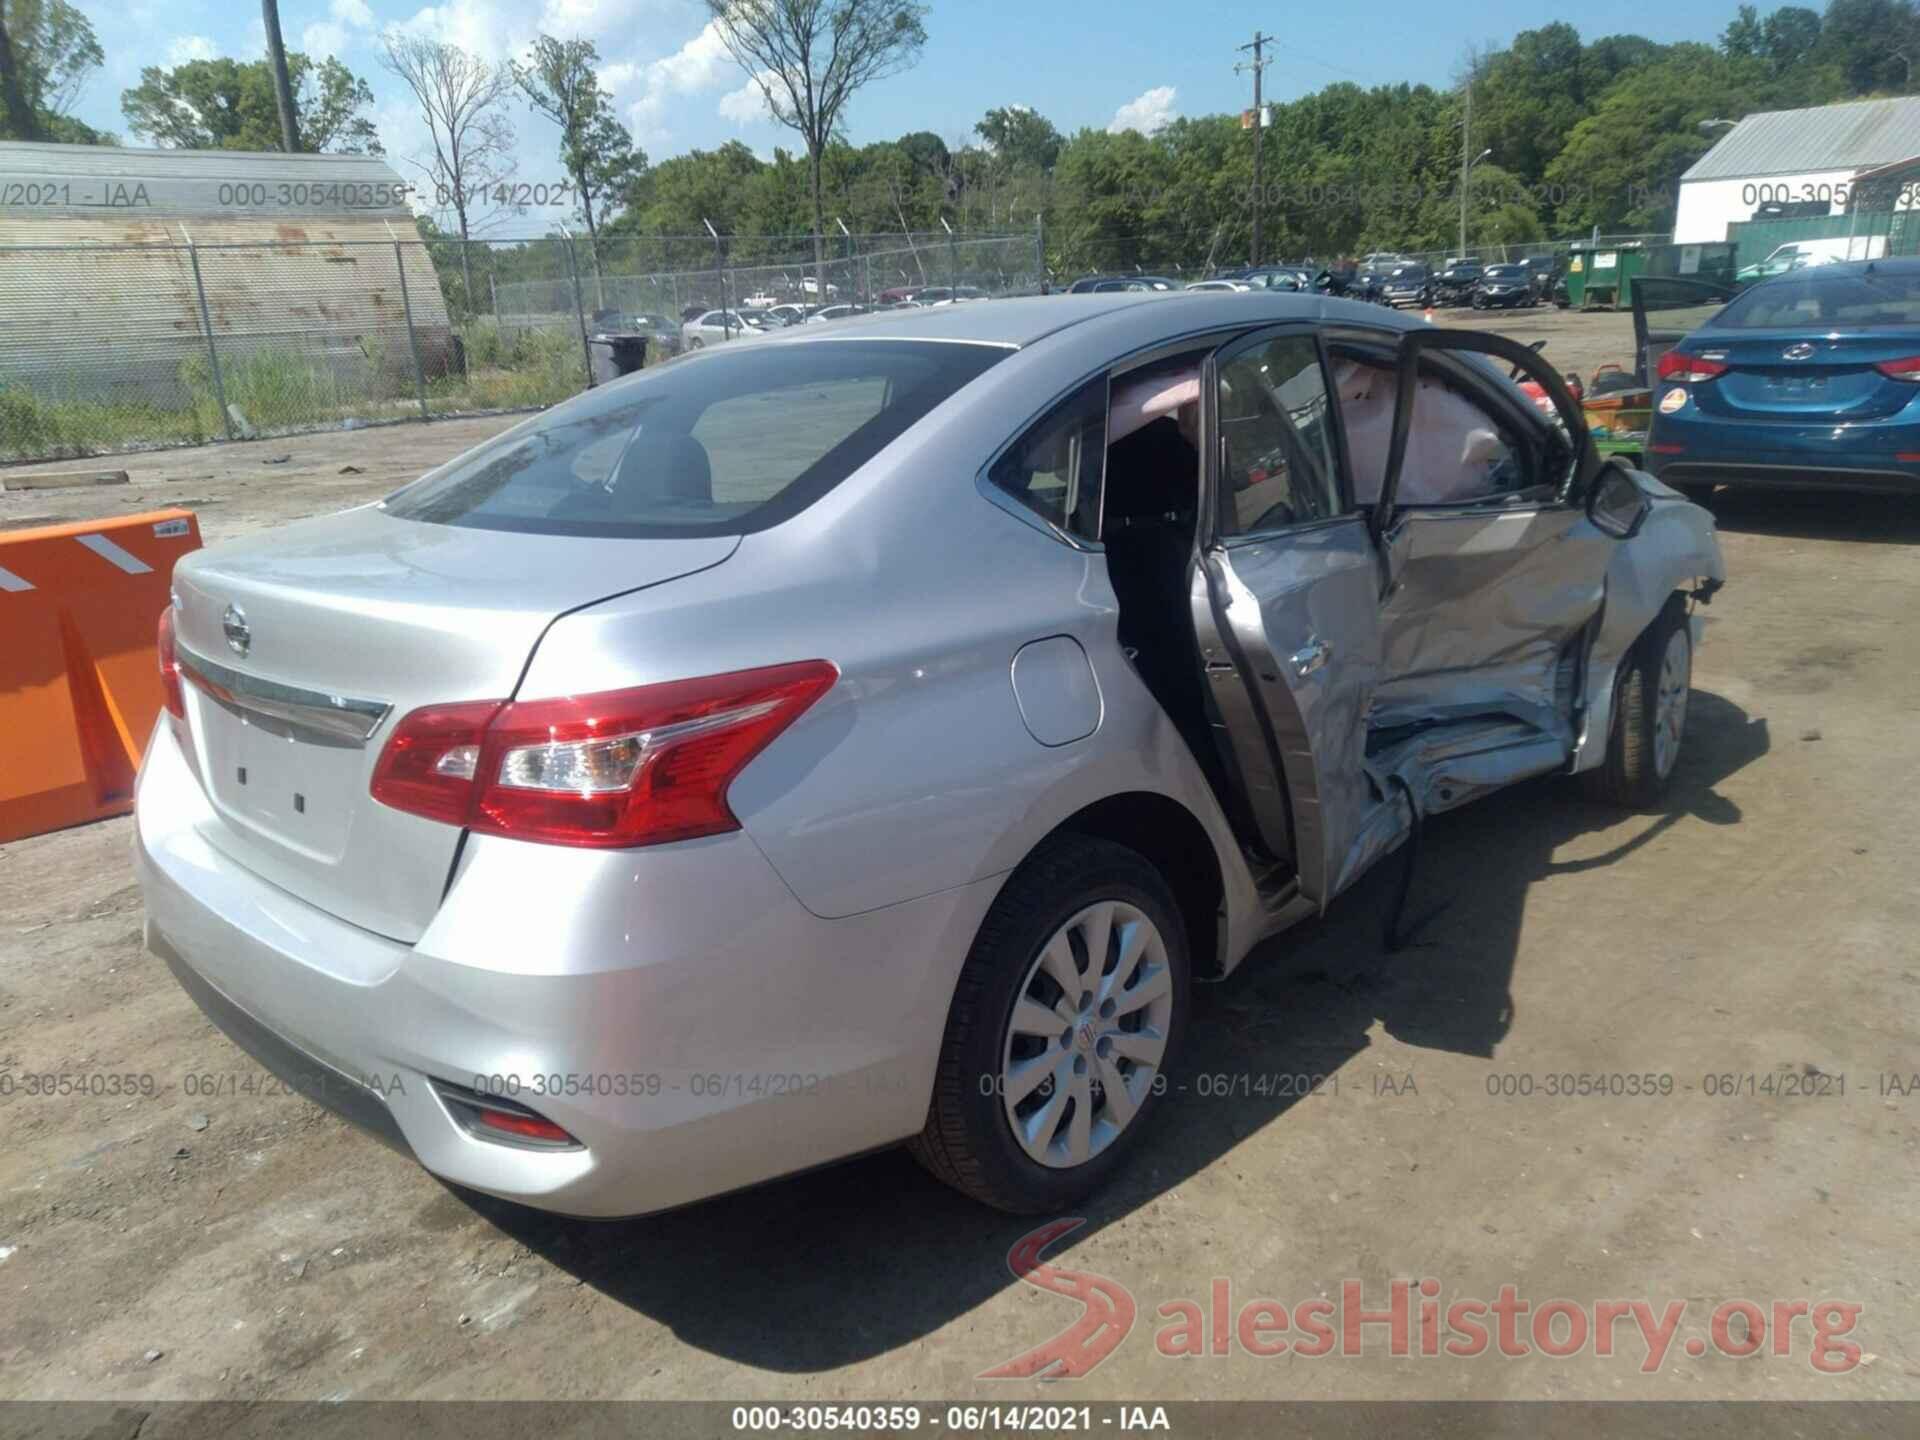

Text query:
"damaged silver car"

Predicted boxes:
[[138, 294, 1725, 1218]]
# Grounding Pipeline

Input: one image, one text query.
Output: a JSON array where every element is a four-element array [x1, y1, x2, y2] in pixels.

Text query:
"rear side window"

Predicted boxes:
[[385, 340, 1006, 537], [987, 377, 1107, 541]]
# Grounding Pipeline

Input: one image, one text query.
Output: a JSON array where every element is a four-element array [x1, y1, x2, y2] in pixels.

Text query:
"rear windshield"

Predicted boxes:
[[384, 340, 1006, 537], [1709, 270, 1920, 329], [1484, 266, 1524, 278]]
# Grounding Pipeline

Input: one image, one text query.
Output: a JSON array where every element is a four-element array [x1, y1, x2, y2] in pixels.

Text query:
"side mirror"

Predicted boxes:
[[1588, 458, 1652, 539]]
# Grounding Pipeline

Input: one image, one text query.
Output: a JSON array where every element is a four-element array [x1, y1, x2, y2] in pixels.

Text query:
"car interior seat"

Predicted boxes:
[[1101, 417, 1225, 793]]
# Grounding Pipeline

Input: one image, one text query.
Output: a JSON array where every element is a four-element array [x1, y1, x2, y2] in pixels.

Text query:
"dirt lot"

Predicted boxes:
[[3, 308, 1919, 1407]]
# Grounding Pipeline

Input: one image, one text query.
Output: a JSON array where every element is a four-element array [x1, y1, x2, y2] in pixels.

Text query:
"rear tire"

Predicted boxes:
[[1584, 597, 1691, 811], [909, 835, 1189, 1213]]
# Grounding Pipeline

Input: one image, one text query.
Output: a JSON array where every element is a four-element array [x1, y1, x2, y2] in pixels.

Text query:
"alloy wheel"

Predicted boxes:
[[1000, 900, 1174, 1169]]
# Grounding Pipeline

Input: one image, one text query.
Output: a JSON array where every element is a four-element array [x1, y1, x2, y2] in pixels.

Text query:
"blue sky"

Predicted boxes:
[[69, 0, 1746, 232]]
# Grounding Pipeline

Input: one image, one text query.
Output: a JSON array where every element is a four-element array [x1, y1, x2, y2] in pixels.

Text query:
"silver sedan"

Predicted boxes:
[[137, 294, 1725, 1217]]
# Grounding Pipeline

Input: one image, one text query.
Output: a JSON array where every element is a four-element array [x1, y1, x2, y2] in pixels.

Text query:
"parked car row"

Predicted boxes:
[[1360, 255, 1562, 311], [676, 289, 993, 348], [1062, 260, 1558, 310]]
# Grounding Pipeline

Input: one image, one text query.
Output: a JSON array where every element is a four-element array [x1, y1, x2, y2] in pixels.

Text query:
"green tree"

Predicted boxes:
[[1, 0, 108, 142], [619, 140, 765, 236], [1762, 7, 1824, 72], [513, 34, 645, 271], [1723, 5, 1766, 57], [0, 9, 37, 140], [705, 0, 930, 298], [976, 104, 1063, 171], [1815, 0, 1917, 93], [1545, 45, 1764, 232], [121, 54, 382, 152]]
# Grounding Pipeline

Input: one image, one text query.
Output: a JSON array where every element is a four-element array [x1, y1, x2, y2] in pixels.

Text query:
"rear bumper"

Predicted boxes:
[[1647, 457, 1920, 493], [135, 720, 995, 1217]]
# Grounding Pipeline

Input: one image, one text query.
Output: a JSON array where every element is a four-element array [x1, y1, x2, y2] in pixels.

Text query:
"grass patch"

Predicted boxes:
[[428, 323, 589, 415], [1, 328, 597, 463]]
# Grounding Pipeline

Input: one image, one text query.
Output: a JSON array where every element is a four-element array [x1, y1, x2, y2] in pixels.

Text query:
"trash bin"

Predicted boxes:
[[588, 333, 653, 386], [1566, 243, 1646, 308]]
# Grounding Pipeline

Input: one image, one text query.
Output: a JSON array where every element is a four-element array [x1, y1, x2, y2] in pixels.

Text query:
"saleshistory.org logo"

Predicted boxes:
[[978, 1220, 1866, 1379]]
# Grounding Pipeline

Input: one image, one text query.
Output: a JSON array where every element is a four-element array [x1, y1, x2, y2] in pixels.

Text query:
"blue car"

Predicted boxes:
[[1644, 258, 1920, 497]]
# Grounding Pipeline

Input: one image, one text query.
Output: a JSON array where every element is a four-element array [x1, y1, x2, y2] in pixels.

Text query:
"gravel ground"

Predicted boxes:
[[2, 309, 1918, 1406]]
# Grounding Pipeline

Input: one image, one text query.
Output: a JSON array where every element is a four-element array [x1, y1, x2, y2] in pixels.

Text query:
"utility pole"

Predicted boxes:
[[1458, 82, 1471, 261], [262, 1, 302, 153], [1237, 31, 1273, 268]]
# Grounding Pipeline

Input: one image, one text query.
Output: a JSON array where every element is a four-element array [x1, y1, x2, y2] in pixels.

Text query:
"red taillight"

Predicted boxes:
[[369, 700, 505, 826], [370, 661, 838, 848], [1656, 351, 1728, 383], [1648, 442, 1687, 455], [1874, 355, 1920, 381], [157, 607, 185, 720]]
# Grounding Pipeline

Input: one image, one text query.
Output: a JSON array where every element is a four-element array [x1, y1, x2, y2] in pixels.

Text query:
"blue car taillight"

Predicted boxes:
[[1657, 351, 1728, 384]]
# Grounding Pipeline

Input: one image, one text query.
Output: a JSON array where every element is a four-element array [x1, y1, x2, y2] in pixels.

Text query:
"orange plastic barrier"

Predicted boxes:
[[1, 508, 202, 842]]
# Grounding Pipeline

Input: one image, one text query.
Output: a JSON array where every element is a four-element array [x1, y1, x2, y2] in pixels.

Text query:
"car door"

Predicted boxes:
[[1189, 325, 1386, 909], [1631, 276, 1741, 386], [1363, 329, 1608, 812]]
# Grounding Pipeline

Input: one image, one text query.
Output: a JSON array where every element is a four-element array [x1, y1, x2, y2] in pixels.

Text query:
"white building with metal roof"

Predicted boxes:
[[1673, 95, 1920, 244]]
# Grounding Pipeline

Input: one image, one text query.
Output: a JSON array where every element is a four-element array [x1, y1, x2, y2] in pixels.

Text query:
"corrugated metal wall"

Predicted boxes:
[[0, 144, 451, 424], [0, 226, 454, 409]]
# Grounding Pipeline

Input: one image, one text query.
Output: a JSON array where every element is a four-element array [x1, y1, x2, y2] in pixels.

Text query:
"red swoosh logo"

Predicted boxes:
[[978, 1218, 1136, 1379]]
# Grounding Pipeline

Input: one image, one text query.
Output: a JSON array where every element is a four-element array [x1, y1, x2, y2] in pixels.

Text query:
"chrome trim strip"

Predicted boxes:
[[176, 643, 392, 745]]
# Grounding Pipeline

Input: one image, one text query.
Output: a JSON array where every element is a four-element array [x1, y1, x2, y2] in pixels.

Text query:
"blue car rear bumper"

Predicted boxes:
[[1646, 410, 1920, 493]]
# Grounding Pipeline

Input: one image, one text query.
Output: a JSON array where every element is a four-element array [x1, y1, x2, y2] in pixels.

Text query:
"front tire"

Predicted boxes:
[[1585, 598, 1691, 810], [909, 835, 1189, 1213]]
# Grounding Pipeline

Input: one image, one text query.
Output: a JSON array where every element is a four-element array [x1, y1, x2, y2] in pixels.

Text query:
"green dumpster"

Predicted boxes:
[[1566, 243, 1645, 308], [1563, 241, 1737, 309]]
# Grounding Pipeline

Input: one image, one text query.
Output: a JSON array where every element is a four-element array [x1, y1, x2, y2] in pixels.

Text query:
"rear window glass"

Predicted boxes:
[[1709, 270, 1920, 329], [384, 340, 1006, 537]]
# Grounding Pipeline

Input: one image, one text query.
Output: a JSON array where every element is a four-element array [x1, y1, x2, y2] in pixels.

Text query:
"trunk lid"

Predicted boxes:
[[1690, 330, 1920, 422], [169, 505, 738, 941]]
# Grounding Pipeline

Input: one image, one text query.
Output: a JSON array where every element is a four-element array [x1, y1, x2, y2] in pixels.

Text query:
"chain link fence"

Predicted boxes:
[[0, 230, 1045, 464], [1, 222, 1677, 464]]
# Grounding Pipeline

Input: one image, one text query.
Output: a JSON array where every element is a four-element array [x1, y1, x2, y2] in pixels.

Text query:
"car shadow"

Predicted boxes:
[[1702, 486, 1920, 544], [462, 687, 1769, 1373]]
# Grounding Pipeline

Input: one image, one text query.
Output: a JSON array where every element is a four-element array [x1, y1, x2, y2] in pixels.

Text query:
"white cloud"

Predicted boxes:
[[540, 0, 658, 30], [718, 75, 772, 126], [301, 0, 382, 58], [626, 20, 740, 145], [165, 35, 217, 65], [302, 22, 351, 57], [388, 0, 525, 63], [1109, 85, 1177, 136]]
